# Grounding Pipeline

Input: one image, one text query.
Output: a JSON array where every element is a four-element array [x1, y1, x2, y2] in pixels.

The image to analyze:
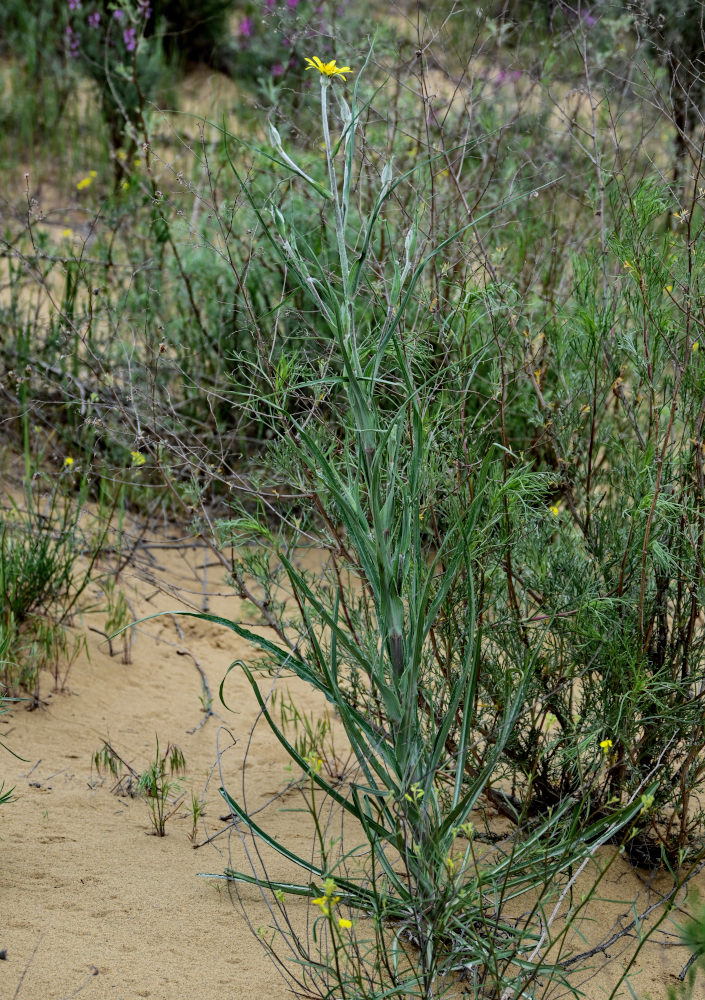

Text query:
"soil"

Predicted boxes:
[[1, 527, 703, 1000], [0, 529, 318, 1000]]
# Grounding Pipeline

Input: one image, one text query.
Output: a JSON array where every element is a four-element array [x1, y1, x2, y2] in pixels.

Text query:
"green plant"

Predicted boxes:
[[272, 688, 350, 785], [103, 578, 134, 665], [665, 898, 705, 999], [93, 736, 186, 836], [0, 475, 97, 696], [189, 792, 204, 843], [0, 684, 17, 807], [138, 737, 186, 836], [166, 57, 671, 999]]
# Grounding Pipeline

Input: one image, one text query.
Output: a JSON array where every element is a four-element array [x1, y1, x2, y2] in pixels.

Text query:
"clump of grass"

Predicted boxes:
[[272, 687, 350, 785], [93, 736, 186, 837], [0, 468, 97, 697], [102, 577, 134, 665], [189, 792, 205, 843]]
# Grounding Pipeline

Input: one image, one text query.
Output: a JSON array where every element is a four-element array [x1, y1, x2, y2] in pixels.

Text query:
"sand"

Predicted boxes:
[[1, 527, 703, 1000], [0, 530, 320, 1000]]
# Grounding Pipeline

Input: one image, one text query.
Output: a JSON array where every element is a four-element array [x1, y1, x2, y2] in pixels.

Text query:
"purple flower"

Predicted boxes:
[[496, 69, 507, 84], [239, 16, 253, 37], [65, 24, 81, 58], [88, 9, 100, 28], [137, 0, 152, 19], [68, 0, 82, 10], [582, 12, 597, 26], [271, 62, 284, 77], [265, 0, 275, 9], [113, 9, 124, 20], [511, 69, 522, 81], [123, 26, 137, 51], [287, 0, 299, 7]]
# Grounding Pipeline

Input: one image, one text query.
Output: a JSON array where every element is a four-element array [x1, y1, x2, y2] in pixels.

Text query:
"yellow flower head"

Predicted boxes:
[[312, 878, 340, 916], [549, 504, 559, 517], [76, 176, 93, 191], [338, 917, 352, 929], [61, 228, 73, 239], [64, 456, 74, 467], [130, 450, 146, 467], [599, 738, 613, 753], [323, 877, 339, 901], [304, 56, 353, 80]]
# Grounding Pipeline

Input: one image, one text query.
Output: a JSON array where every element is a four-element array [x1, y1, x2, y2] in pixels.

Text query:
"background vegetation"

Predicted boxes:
[[2, 0, 705, 996]]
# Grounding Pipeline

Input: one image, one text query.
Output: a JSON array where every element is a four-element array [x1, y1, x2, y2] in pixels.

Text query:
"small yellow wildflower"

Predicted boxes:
[[459, 820, 474, 840], [76, 176, 93, 191], [665, 285, 673, 293], [304, 753, 323, 773], [338, 918, 352, 929], [550, 505, 559, 517], [89, 170, 97, 178], [693, 341, 699, 352], [130, 450, 146, 467], [404, 782, 424, 804], [311, 876, 342, 916], [116, 149, 127, 161], [121, 180, 130, 191], [624, 260, 633, 270], [324, 878, 339, 902], [599, 738, 613, 753], [61, 227, 73, 238], [304, 56, 353, 80], [134, 156, 142, 167], [64, 456, 74, 467], [639, 793, 654, 814]]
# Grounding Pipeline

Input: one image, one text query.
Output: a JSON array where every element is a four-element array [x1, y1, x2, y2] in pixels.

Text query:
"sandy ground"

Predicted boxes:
[[0, 530, 322, 1000], [1, 526, 703, 1000]]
